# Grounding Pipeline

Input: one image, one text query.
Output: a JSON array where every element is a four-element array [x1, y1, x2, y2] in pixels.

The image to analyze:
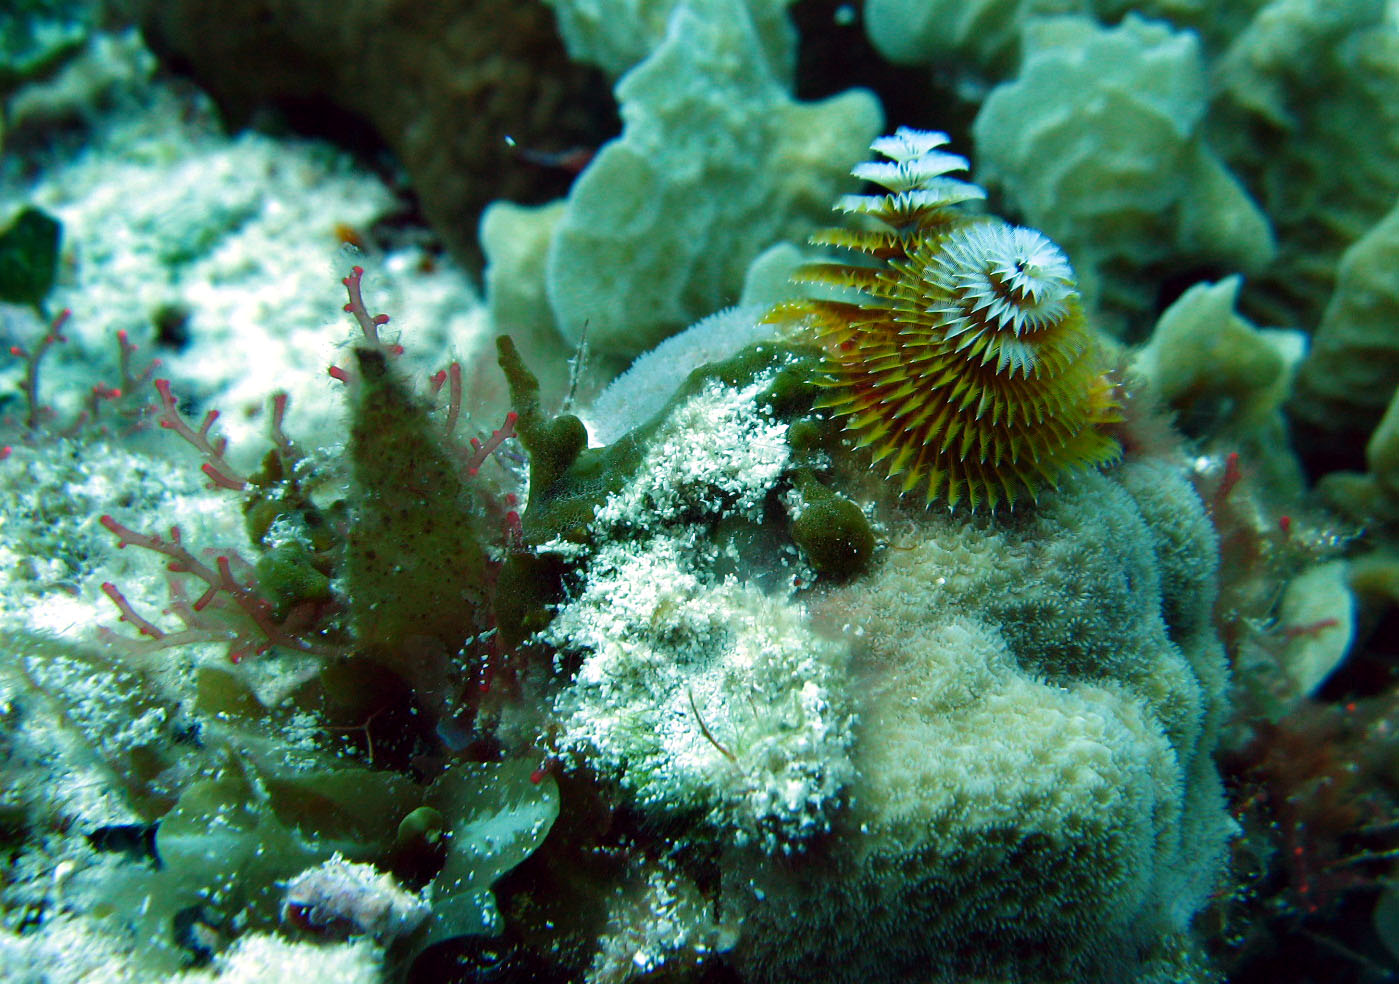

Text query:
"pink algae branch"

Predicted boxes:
[[347, 267, 518, 470], [97, 376, 322, 661], [328, 265, 403, 384], [99, 515, 342, 663], [431, 360, 519, 473], [465, 412, 518, 476], [429, 362, 464, 436], [1283, 617, 1342, 642], [341, 264, 392, 347], [152, 378, 247, 491], [4, 311, 160, 454], [10, 308, 71, 433], [96, 265, 516, 666], [1208, 451, 1244, 517]]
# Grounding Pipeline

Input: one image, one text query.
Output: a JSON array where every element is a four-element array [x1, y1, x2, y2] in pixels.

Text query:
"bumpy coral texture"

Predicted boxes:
[[865, 0, 1088, 73], [864, 0, 1263, 73], [1292, 194, 1399, 443], [729, 460, 1231, 984], [774, 128, 1121, 510], [543, 0, 797, 80]]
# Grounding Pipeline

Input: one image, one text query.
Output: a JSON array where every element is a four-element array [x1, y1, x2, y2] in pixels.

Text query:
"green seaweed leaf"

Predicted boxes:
[[0, 206, 62, 313], [422, 759, 559, 944]]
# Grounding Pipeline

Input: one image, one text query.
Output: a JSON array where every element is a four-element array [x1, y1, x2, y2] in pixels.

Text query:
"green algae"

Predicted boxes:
[[345, 345, 492, 666], [788, 467, 875, 578], [0, 206, 61, 313]]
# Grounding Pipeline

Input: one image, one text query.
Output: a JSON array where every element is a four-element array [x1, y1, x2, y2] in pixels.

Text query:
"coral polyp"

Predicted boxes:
[[773, 128, 1123, 510]]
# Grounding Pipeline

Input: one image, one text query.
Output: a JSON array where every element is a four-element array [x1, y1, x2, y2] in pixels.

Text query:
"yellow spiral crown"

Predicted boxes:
[[773, 128, 1122, 511]]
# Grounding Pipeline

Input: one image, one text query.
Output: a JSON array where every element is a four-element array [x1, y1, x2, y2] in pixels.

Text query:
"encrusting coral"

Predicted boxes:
[[541, 374, 857, 855], [770, 127, 1122, 511]]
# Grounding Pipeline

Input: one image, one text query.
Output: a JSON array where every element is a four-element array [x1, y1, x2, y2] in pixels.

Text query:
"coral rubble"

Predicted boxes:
[[115, 0, 612, 270]]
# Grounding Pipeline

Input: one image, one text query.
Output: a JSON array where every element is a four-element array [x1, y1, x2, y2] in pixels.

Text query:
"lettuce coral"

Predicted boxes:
[[863, 0, 1264, 77], [1133, 276, 1296, 436], [540, 0, 881, 362], [1293, 195, 1399, 445], [1211, 0, 1399, 328], [972, 14, 1273, 323], [543, 0, 798, 80], [865, 0, 1089, 74]]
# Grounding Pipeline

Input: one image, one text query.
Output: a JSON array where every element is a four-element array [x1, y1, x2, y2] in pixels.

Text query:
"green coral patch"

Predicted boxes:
[[500, 334, 828, 550]]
